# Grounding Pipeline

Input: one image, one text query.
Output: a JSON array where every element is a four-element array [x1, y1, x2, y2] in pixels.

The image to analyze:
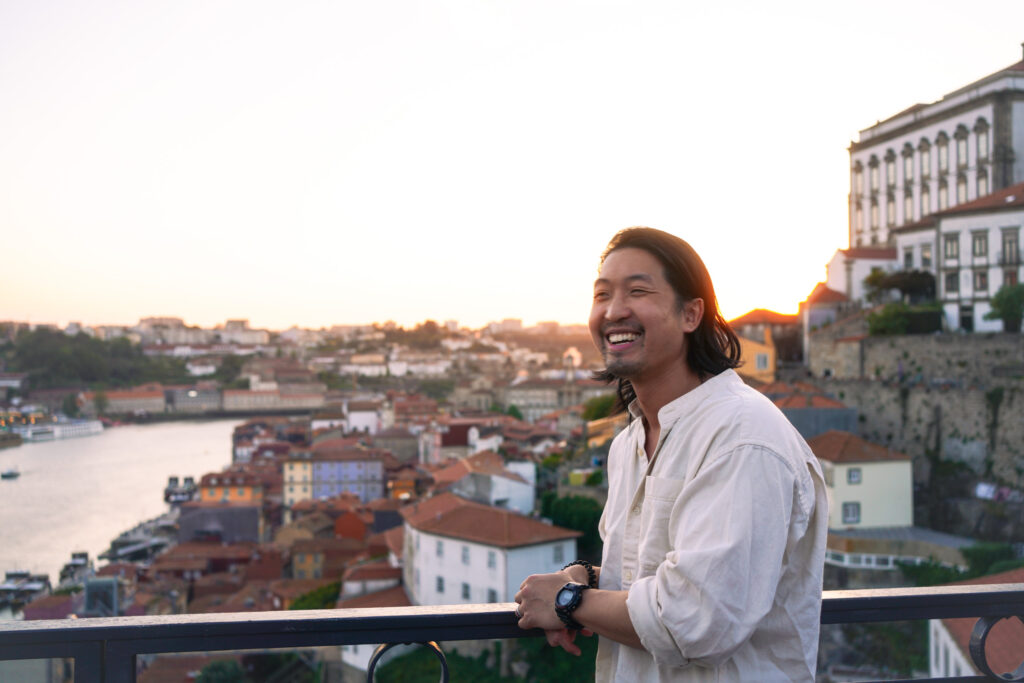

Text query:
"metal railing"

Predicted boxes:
[[0, 584, 1022, 682]]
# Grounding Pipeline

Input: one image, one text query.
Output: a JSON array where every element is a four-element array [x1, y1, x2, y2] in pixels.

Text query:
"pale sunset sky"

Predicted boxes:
[[3, 1, 1024, 330]]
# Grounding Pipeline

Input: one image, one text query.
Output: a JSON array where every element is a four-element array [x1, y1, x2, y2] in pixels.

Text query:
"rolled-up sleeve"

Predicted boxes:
[[625, 444, 799, 669]]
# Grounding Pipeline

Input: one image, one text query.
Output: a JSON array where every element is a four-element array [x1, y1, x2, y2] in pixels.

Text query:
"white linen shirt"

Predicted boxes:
[[595, 370, 827, 682]]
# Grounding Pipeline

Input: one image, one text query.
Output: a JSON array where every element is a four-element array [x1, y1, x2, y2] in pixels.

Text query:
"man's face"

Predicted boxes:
[[589, 247, 695, 383]]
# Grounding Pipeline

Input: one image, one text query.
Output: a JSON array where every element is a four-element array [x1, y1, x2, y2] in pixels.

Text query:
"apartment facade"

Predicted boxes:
[[849, 51, 1024, 247]]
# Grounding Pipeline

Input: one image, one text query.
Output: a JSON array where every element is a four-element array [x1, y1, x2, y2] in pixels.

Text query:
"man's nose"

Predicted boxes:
[[604, 293, 630, 321]]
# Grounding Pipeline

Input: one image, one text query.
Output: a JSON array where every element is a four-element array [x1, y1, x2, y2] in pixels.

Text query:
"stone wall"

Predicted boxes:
[[817, 379, 1024, 489]]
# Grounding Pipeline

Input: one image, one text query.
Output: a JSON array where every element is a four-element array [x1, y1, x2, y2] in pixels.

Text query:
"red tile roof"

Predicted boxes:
[[729, 309, 799, 327], [803, 282, 849, 306], [931, 179, 1024, 217], [773, 394, 848, 409], [336, 584, 411, 609], [807, 430, 910, 464], [839, 247, 897, 260], [401, 492, 579, 547], [342, 561, 402, 582], [940, 567, 1024, 675]]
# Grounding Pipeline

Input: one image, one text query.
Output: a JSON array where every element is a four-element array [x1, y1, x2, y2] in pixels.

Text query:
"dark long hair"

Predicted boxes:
[[593, 227, 741, 415]]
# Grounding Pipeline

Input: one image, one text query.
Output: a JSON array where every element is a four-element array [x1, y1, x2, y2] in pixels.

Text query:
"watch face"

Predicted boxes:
[[556, 587, 575, 607]]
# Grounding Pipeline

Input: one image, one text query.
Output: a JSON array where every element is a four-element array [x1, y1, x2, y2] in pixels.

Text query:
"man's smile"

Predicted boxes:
[[604, 328, 643, 350]]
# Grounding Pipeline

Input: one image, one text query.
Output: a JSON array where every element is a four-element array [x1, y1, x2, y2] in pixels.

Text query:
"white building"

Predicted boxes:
[[894, 181, 1024, 331], [400, 493, 580, 606], [849, 48, 1024, 247], [824, 247, 899, 303], [807, 430, 913, 529]]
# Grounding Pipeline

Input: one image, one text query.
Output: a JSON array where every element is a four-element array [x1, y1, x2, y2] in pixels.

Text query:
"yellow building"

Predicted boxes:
[[734, 328, 776, 384], [198, 472, 264, 504]]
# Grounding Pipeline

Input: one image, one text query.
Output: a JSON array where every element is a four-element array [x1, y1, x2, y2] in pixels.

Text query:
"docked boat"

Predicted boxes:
[[11, 418, 103, 442], [0, 469, 19, 480], [164, 475, 197, 504], [0, 571, 51, 608], [58, 552, 93, 587]]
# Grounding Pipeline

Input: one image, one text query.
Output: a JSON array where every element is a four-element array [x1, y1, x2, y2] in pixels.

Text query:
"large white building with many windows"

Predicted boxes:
[[849, 48, 1024, 247], [894, 181, 1023, 331]]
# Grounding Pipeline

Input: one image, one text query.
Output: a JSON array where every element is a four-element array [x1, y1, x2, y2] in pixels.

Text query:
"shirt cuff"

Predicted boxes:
[[626, 575, 691, 669]]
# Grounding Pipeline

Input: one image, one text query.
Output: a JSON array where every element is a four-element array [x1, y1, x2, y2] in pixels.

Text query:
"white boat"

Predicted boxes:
[[11, 419, 103, 442]]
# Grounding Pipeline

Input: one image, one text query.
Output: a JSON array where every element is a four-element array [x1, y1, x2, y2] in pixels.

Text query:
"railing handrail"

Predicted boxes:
[[0, 585, 1022, 682]]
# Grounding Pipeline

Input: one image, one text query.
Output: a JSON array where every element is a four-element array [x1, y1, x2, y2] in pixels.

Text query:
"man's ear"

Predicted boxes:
[[680, 298, 704, 333]]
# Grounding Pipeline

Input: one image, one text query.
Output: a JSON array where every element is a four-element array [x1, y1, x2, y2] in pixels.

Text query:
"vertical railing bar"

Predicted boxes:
[[72, 640, 105, 683], [105, 639, 137, 683]]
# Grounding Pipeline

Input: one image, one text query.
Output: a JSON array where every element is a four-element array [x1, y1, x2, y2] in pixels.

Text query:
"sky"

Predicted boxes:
[[3, 1, 1024, 331]]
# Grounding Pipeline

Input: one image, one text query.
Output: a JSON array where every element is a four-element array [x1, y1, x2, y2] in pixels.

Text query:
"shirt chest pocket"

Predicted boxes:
[[637, 475, 686, 572]]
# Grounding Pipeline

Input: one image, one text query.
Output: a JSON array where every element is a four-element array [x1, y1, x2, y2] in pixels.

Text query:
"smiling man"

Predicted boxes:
[[515, 227, 828, 682]]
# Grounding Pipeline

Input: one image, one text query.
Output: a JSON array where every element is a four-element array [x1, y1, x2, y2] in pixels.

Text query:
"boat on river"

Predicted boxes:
[[0, 571, 51, 608], [1, 469, 19, 480], [10, 418, 103, 442]]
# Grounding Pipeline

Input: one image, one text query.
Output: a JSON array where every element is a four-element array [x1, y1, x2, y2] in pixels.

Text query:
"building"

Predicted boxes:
[[894, 180, 1024, 331], [733, 328, 776, 385], [849, 47, 1024, 247], [283, 448, 388, 511], [807, 430, 913, 529], [728, 309, 801, 363], [430, 450, 536, 514], [824, 247, 899, 304], [198, 471, 265, 505], [400, 493, 580, 606], [929, 567, 1024, 678]]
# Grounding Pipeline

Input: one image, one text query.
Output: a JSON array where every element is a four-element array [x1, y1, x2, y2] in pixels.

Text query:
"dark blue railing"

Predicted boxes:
[[0, 584, 1022, 682]]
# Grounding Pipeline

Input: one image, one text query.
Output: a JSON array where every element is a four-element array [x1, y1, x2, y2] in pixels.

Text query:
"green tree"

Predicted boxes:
[[289, 582, 340, 610], [196, 660, 248, 683], [581, 394, 616, 421], [983, 283, 1024, 332], [61, 393, 80, 417], [93, 389, 109, 415], [215, 355, 247, 386], [863, 267, 890, 304], [506, 404, 524, 421], [547, 495, 603, 556]]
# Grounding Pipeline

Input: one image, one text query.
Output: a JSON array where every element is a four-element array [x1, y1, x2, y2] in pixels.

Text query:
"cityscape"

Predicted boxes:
[[4, 5, 1024, 683]]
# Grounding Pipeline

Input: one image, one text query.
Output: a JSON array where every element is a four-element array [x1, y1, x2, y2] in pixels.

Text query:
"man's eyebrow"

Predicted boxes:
[[593, 274, 656, 288]]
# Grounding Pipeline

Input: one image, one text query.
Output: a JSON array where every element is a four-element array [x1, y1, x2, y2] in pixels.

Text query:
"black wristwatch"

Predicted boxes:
[[554, 581, 589, 630]]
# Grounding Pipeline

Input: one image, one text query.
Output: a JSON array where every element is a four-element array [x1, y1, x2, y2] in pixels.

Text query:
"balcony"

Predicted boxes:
[[1, 584, 1023, 682]]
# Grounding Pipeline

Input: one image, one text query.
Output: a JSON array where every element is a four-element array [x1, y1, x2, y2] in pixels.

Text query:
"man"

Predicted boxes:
[[515, 227, 827, 682]]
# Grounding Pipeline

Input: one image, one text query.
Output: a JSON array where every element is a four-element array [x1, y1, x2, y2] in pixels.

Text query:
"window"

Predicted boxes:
[[755, 353, 769, 370], [974, 270, 988, 291], [885, 153, 896, 188], [903, 249, 914, 270], [956, 175, 967, 204], [904, 192, 913, 224], [487, 551, 496, 569], [461, 545, 470, 565], [855, 206, 863, 232], [847, 467, 862, 484], [921, 184, 930, 216], [854, 163, 864, 195], [922, 244, 933, 268], [436, 576, 445, 593], [842, 502, 861, 524], [886, 196, 895, 226], [937, 134, 949, 173], [945, 271, 960, 293], [1002, 229, 1020, 265], [903, 146, 914, 183], [956, 135, 968, 168], [237, 488, 244, 496], [944, 234, 959, 259], [938, 181, 948, 210], [461, 582, 470, 600], [436, 540, 443, 558], [870, 200, 879, 229], [553, 544, 564, 564], [869, 157, 880, 191], [920, 143, 931, 178], [487, 588, 498, 603], [972, 233, 988, 258], [1006, 270, 1019, 286], [978, 128, 989, 160], [978, 169, 988, 197]]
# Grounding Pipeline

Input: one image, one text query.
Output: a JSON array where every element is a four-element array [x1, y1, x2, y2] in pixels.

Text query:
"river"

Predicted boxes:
[[0, 419, 240, 588]]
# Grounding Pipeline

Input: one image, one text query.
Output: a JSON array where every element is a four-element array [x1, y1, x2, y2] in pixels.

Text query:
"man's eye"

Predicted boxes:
[[630, 289, 650, 296], [593, 291, 609, 301]]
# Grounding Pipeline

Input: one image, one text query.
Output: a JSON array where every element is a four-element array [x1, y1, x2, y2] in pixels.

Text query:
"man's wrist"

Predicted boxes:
[[562, 559, 597, 588], [563, 564, 591, 586]]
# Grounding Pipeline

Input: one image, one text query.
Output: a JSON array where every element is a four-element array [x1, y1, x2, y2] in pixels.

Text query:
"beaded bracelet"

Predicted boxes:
[[562, 559, 597, 588]]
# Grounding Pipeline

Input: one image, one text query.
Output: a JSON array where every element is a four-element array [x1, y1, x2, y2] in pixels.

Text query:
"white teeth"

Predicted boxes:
[[608, 333, 639, 344]]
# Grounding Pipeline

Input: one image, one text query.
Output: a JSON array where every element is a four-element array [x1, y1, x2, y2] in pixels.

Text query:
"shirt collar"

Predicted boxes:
[[626, 369, 738, 431]]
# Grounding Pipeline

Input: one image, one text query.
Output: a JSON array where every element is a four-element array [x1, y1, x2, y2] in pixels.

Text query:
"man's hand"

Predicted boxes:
[[513, 570, 593, 656]]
